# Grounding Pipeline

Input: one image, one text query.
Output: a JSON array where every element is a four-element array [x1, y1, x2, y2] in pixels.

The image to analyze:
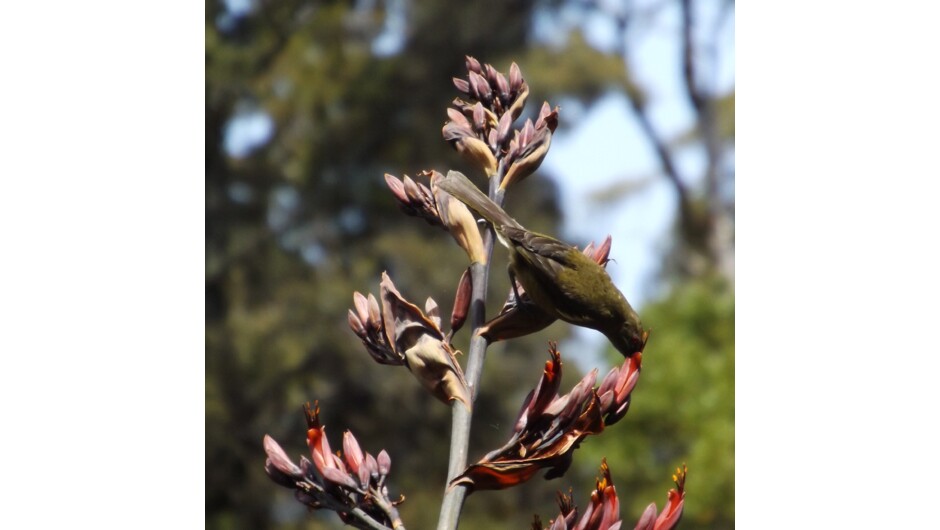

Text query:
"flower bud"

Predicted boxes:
[[453, 77, 470, 95], [450, 268, 472, 334], [364, 452, 379, 479], [496, 111, 514, 147], [495, 71, 510, 101], [468, 71, 492, 103], [501, 108, 556, 190], [377, 449, 392, 475], [342, 431, 364, 474], [465, 55, 482, 74], [509, 62, 524, 93], [442, 121, 498, 176], [264, 434, 304, 480], [634, 503, 658, 530], [472, 102, 486, 131], [265, 458, 299, 489], [321, 466, 359, 490]]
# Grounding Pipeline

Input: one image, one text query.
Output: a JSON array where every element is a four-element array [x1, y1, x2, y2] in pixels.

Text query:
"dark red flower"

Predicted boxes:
[[451, 344, 641, 492]]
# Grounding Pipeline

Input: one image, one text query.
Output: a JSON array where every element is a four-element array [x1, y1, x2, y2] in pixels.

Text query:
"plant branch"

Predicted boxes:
[[348, 506, 397, 530], [296, 478, 398, 530], [436, 164, 506, 530]]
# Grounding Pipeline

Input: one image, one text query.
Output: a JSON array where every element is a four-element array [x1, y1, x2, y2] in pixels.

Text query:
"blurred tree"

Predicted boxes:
[[533, 0, 735, 282], [581, 275, 734, 529], [527, 3, 735, 528], [206, 0, 734, 528]]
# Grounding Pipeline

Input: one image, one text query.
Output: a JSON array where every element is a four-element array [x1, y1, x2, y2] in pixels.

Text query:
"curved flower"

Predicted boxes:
[[430, 170, 486, 264], [633, 465, 687, 530]]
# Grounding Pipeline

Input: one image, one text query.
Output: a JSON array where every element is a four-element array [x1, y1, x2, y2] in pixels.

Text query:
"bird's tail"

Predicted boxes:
[[435, 171, 522, 229]]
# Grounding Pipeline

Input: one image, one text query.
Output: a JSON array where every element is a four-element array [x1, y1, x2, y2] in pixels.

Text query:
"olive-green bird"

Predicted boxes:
[[436, 171, 646, 357]]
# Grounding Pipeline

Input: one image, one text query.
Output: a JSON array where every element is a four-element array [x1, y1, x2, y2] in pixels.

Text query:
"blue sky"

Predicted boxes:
[[536, 0, 735, 366]]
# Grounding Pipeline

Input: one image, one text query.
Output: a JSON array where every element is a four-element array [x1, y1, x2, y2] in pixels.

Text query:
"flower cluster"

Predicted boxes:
[[348, 271, 471, 408], [450, 344, 642, 491], [384, 172, 442, 228], [443, 56, 558, 188], [263, 403, 404, 529], [500, 101, 559, 190], [385, 170, 486, 265], [535, 459, 621, 530], [533, 460, 687, 530]]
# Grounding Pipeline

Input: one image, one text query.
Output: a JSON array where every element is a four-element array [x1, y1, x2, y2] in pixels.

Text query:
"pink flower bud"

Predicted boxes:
[[342, 430, 364, 473]]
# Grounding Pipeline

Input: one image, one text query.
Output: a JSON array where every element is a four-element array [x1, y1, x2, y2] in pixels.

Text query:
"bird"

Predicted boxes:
[[435, 171, 646, 357]]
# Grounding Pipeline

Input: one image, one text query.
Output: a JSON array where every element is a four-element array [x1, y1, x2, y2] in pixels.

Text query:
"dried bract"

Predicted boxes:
[[380, 272, 471, 409], [348, 273, 472, 409], [450, 267, 472, 335]]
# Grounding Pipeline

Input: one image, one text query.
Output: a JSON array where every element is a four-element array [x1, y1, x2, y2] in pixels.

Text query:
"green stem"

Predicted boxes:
[[436, 169, 505, 530]]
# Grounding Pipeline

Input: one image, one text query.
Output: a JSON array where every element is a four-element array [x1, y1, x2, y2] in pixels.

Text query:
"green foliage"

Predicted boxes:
[[581, 276, 735, 529]]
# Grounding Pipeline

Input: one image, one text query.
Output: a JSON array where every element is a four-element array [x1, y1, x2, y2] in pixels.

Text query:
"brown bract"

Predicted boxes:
[[382, 273, 471, 409]]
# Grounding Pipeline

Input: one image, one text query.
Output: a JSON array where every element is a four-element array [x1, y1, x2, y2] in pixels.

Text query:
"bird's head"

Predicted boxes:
[[608, 323, 649, 358]]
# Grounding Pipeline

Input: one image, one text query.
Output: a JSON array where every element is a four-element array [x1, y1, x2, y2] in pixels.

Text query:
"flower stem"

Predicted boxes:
[[436, 170, 505, 530]]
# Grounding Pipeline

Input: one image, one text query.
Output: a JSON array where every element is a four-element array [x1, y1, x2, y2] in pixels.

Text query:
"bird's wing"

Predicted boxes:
[[434, 170, 521, 229], [500, 227, 579, 277], [502, 226, 620, 326]]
